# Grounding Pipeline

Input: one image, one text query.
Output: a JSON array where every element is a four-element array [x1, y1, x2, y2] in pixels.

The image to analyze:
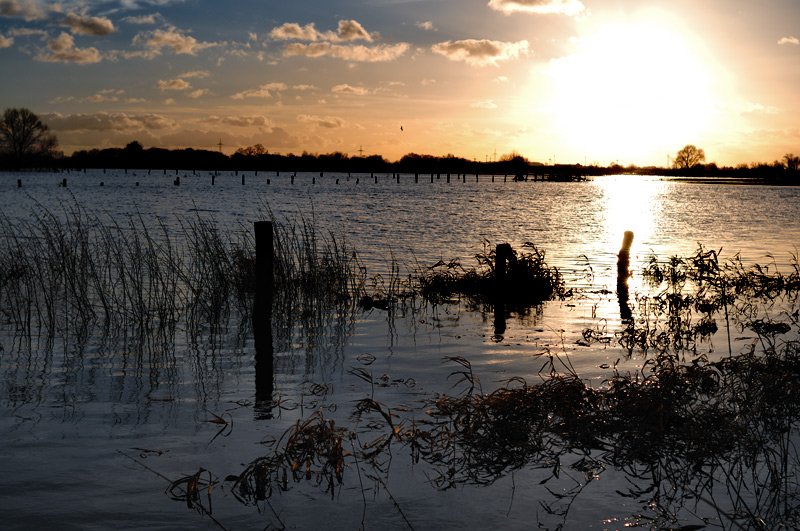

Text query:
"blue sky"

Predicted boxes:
[[1, 0, 798, 165]]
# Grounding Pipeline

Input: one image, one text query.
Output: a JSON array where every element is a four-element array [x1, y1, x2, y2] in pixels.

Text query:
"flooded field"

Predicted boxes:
[[1, 171, 799, 529]]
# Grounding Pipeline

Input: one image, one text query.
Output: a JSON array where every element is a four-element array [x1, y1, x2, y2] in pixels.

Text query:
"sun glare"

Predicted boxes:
[[540, 12, 716, 165]]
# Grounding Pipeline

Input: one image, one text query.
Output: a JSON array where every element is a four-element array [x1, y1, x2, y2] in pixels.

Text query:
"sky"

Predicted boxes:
[[1, 0, 798, 166]]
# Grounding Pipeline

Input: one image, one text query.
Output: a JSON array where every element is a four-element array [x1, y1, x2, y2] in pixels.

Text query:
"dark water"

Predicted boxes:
[[1, 171, 799, 529]]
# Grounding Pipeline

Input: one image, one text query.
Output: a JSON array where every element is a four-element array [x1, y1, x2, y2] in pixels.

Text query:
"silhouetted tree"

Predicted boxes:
[[235, 143, 267, 156], [673, 144, 705, 169], [125, 140, 144, 153], [783, 153, 799, 172], [0, 108, 59, 166]]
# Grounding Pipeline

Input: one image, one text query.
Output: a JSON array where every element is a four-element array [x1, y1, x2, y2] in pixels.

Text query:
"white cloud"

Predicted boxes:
[[471, 99, 498, 109], [488, 0, 585, 16], [42, 111, 176, 132], [331, 83, 370, 95], [130, 25, 218, 59], [36, 32, 102, 64], [188, 89, 210, 99], [86, 89, 125, 103], [297, 114, 344, 128], [0, 0, 47, 21], [231, 82, 288, 99], [158, 78, 191, 91], [0, 34, 12, 48], [416, 21, 435, 31], [739, 102, 780, 115], [270, 19, 409, 62], [270, 19, 374, 43], [283, 42, 409, 62], [778, 36, 799, 46], [123, 14, 161, 25], [201, 115, 273, 128], [8, 27, 47, 38], [180, 69, 210, 79], [431, 39, 529, 66], [63, 12, 115, 36]]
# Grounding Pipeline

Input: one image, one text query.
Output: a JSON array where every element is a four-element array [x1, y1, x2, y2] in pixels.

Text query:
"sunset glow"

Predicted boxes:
[[542, 12, 717, 164], [1, 0, 798, 165]]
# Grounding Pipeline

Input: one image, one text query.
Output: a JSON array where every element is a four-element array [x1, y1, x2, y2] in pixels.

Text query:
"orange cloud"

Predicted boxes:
[[432, 39, 529, 66], [36, 32, 102, 64]]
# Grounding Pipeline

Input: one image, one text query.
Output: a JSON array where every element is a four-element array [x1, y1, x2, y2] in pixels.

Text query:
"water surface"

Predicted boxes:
[[2, 171, 799, 529]]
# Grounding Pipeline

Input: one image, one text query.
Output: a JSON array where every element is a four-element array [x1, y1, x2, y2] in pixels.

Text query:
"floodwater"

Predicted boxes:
[[1, 171, 799, 530]]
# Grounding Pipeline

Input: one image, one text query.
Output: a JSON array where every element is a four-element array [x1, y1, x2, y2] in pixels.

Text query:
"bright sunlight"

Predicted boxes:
[[540, 10, 717, 165]]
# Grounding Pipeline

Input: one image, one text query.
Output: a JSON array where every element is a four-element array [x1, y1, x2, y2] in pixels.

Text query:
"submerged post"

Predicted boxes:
[[495, 243, 515, 290], [617, 231, 634, 322], [494, 243, 516, 340], [254, 221, 275, 416]]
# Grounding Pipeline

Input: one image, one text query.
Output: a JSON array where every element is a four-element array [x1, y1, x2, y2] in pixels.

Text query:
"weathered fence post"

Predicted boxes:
[[494, 243, 516, 340], [617, 231, 634, 322], [254, 220, 275, 416]]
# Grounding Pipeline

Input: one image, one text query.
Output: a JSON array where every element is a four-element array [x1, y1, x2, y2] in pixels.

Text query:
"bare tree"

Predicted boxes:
[[673, 144, 705, 169], [0, 108, 59, 164]]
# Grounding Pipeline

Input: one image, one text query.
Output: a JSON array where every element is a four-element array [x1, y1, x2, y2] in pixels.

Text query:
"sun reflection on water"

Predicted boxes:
[[598, 175, 665, 258]]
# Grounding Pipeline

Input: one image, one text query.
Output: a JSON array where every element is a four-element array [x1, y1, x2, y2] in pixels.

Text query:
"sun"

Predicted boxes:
[[539, 11, 718, 165]]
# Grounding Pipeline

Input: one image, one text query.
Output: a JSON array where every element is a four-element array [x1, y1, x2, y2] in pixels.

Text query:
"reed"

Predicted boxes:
[[0, 199, 367, 347]]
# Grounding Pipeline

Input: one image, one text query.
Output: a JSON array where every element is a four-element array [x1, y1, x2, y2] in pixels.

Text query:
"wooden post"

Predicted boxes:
[[242, 174, 246, 185], [617, 231, 634, 322], [17, 179, 21, 188], [62, 178, 67, 187], [617, 231, 634, 281], [254, 221, 274, 416], [493, 243, 516, 339]]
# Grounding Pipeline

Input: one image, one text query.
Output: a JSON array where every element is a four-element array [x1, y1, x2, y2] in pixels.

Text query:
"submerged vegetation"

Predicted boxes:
[[164, 245, 800, 529], [2, 198, 800, 529], [0, 199, 365, 346]]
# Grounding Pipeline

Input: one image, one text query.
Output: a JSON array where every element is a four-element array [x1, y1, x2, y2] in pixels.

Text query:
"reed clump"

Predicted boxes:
[[418, 241, 566, 305], [229, 411, 348, 503]]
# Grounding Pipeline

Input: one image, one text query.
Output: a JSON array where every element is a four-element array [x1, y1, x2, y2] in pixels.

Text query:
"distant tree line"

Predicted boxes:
[[2, 108, 799, 184]]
